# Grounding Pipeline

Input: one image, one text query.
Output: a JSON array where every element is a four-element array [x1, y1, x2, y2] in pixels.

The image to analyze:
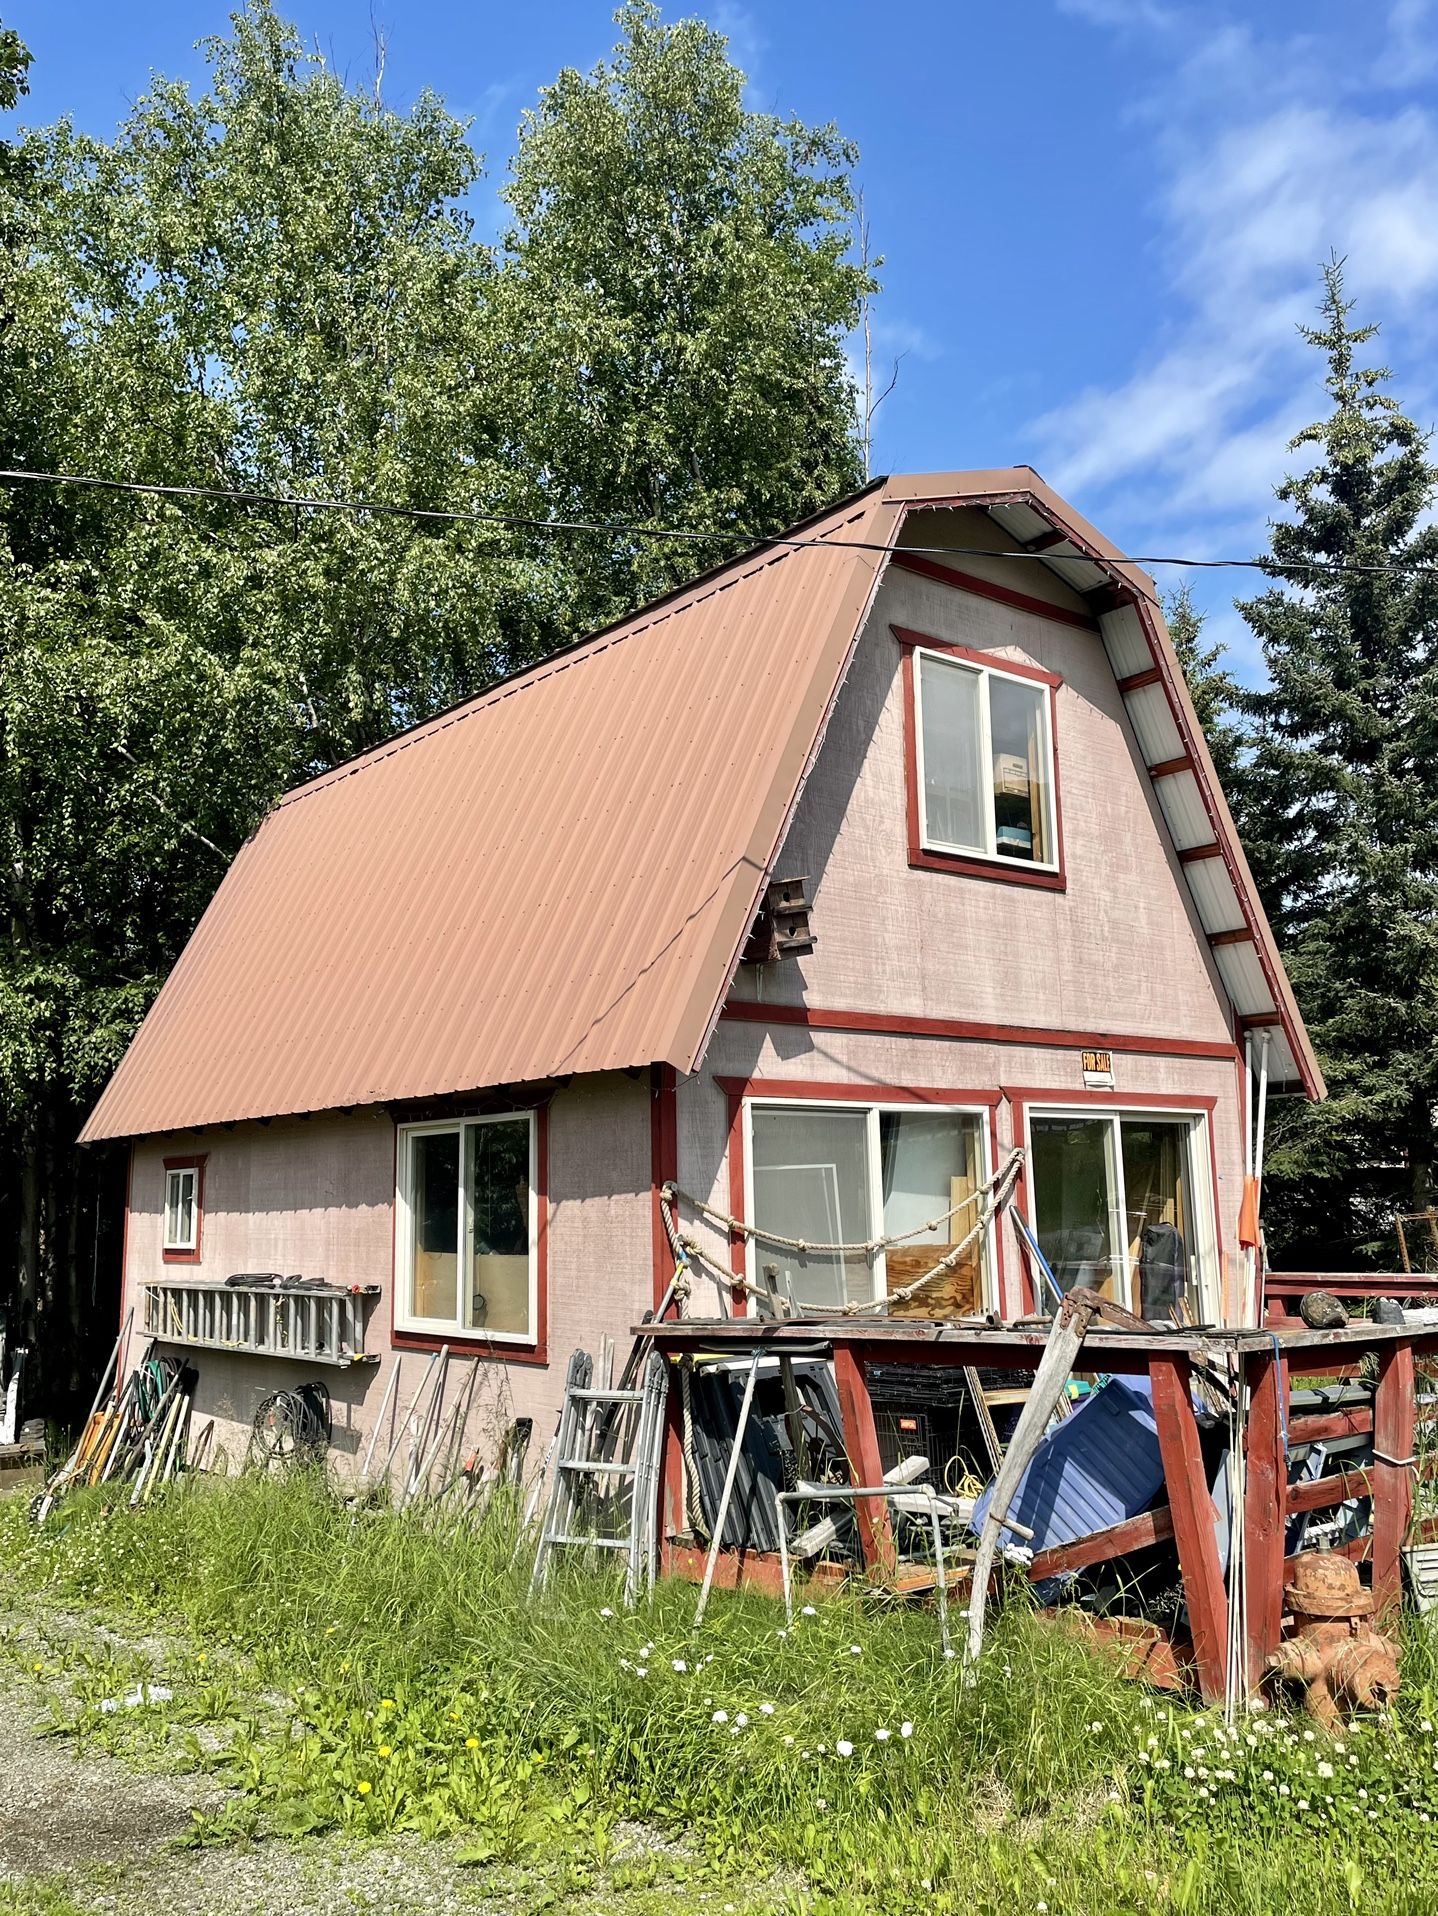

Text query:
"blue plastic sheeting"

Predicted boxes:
[[970, 1376, 1167, 1560]]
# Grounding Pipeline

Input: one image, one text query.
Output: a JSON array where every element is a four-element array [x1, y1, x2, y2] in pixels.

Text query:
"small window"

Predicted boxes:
[[398, 1115, 537, 1341], [162, 1159, 203, 1261], [916, 650, 1056, 868], [747, 1102, 989, 1315]]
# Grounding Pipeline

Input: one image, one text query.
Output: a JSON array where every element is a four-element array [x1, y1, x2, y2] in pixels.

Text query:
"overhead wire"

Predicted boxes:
[[1, 465, 1436, 580]]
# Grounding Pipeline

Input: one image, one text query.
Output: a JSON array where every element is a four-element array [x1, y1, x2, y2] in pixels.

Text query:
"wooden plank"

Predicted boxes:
[[1242, 1351, 1286, 1689], [1149, 1353, 1228, 1703], [1288, 1408, 1373, 1443], [1285, 1465, 1371, 1516], [1372, 1340, 1416, 1615], [1027, 1505, 1174, 1580], [831, 1343, 896, 1576]]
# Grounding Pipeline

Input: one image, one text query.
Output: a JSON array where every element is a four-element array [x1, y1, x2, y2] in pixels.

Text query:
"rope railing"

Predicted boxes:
[[660, 1146, 1027, 1320]]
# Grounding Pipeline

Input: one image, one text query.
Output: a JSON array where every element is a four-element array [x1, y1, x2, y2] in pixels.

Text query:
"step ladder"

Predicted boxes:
[[531, 1348, 669, 1605]]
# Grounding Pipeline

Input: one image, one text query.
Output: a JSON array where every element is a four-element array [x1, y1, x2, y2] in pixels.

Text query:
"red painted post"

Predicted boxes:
[[1150, 1353, 1229, 1703], [832, 1342, 897, 1576], [1242, 1348, 1286, 1691], [1372, 1338, 1416, 1616]]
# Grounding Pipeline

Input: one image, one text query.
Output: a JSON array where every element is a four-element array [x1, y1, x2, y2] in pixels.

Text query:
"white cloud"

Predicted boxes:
[[1029, 3, 1438, 685]]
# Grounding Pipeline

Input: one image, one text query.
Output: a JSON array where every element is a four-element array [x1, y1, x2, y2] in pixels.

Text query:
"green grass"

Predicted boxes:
[[5, 1471, 1438, 1912]]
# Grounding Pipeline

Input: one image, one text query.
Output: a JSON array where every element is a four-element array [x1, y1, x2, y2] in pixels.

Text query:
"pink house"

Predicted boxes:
[[81, 470, 1321, 1474]]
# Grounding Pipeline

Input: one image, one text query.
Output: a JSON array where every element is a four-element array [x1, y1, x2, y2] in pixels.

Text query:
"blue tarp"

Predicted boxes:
[[970, 1376, 1166, 1560]]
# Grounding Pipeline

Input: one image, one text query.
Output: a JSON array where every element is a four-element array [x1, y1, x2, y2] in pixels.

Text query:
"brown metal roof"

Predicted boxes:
[[80, 468, 1320, 1141], [81, 484, 903, 1139]]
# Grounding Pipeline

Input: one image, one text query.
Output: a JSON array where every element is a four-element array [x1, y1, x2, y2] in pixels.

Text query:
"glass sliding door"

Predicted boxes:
[[748, 1102, 991, 1315], [1030, 1116, 1122, 1299], [750, 1106, 875, 1311], [879, 1111, 984, 1316], [1120, 1120, 1194, 1321], [1029, 1109, 1207, 1320]]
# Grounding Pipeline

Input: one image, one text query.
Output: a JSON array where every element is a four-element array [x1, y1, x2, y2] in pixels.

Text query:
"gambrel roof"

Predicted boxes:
[[80, 470, 1321, 1142]]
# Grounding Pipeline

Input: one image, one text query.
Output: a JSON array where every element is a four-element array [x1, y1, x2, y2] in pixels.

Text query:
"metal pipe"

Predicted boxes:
[[357, 1354, 401, 1486], [374, 1347, 443, 1491], [694, 1354, 761, 1627]]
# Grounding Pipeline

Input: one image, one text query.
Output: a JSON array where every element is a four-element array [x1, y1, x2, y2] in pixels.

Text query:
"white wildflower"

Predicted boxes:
[[801, 1605, 817, 1617], [712, 1710, 729, 1725], [672, 1659, 687, 1673], [875, 1728, 891, 1742], [900, 1722, 914, 1739], [735, 1713, 748, 1728], [836, 1739, 854, 1757], [760, 1702, 774, 1716], [599, 1607, 614, 1619]]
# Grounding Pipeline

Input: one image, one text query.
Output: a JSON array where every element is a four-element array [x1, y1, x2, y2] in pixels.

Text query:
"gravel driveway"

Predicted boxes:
[[0, 1604, 771, 1916]]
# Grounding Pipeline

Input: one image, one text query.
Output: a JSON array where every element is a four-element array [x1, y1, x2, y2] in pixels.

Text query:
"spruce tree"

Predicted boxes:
[[1164, 583, 1243, 789], [1238, 259, 1438, 1264]]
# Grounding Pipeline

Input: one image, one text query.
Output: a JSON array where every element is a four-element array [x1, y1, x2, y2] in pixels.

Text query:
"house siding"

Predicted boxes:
[[121, 1073, 652, 1473], [731, 550, 1236, 1045]]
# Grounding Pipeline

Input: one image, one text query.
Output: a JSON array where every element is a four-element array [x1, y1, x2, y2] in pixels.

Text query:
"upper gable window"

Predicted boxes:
[[915, 650, 1058, 870]]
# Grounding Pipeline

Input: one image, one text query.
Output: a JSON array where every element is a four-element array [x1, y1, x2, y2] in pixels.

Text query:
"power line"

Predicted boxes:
[[1, 465, 1436, 580]]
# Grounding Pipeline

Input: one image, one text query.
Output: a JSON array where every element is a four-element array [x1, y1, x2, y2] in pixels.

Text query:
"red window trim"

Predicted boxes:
[[898, 635, 1068, 894], [388, 1103, 550, 1366], [161, 1153, 206, 1264], [891, 623, 1063, 689], [716, 1074, 1008, 1314]]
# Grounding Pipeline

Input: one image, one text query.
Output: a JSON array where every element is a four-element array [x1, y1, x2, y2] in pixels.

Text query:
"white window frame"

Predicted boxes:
[[742, 1096, 996, 1312], [163, 1166, 199, 1253], [395, 1112, 539, 1343], [1021, 1104, 1220, 1321], [913, 646, 1059, 872]]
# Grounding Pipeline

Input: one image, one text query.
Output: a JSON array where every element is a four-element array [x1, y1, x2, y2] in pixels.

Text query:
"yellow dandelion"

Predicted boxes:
[[32, 1662, 42, 1674], [380, 1698, 395, 1711], [340, 1661, 351, 1674], [379, 1745, 392, 1758], [356, 1781, 372, 1796], [466, 1736, 479, 1750]]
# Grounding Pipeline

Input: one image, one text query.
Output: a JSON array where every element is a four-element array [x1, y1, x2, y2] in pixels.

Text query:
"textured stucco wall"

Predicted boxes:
[[730, 538, 1235, 1043], [121, 1073, 652, 1476]]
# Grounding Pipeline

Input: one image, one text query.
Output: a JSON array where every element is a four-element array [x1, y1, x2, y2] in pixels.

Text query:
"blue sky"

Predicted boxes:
[[13, 0, 1438, 681]]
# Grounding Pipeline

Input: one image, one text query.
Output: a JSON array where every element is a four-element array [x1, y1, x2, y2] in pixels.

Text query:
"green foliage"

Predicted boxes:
[[492, 0, 868, 625], [9, 1474, 1438, 1912], [0, 0, 873, 1390], [1164, 584, 1243, 790], [1235, 259, 1438, 1263]]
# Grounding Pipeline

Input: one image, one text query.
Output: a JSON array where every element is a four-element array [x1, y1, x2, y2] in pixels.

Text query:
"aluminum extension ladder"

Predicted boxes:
[[531, 1347, 669, 1605]]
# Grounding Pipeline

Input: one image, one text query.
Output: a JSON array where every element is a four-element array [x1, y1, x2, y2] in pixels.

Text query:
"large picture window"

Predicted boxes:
[[398, 1114, 537, 1341], [746, 1100, 990, 1316], [915, 648, 1057, 869], [1027, 1108, 1213, 1321]]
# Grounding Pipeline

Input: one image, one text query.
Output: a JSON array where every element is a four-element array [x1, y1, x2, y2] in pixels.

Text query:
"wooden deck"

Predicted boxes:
[[638, 1313, 1434, 1704]]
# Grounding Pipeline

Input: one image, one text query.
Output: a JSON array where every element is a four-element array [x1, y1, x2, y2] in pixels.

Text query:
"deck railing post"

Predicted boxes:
[[1150, 1352, 1229, 1703], [832, 1342, 896, 1577], [1242, 1346, 1287, 1691], [1372, 1336, 1416, 1616]]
